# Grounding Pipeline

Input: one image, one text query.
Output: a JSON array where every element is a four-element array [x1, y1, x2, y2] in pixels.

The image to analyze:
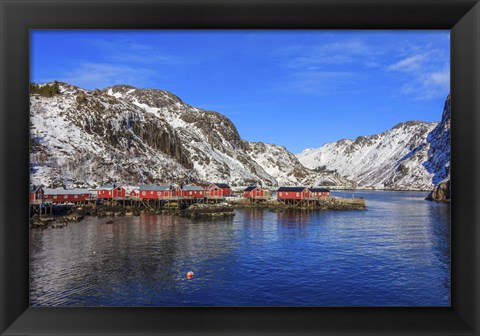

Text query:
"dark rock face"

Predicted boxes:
[[426, 177, 450, 202], [424, 94, 451, 185], [425, 94, 451, 201]]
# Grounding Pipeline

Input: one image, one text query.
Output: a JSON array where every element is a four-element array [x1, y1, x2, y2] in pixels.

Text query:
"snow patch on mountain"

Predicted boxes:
[[30, 82, 353, 189], [297, 95, 451, 191]]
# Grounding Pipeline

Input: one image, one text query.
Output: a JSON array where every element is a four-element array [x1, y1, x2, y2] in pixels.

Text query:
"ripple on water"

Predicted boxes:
[[30, 191, 450, 306]]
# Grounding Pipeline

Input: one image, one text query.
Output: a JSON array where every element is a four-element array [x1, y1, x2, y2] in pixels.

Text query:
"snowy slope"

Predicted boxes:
[[297, 95, 451, 191], [243, 141, 355, 188], [30, 82, 352, 188]]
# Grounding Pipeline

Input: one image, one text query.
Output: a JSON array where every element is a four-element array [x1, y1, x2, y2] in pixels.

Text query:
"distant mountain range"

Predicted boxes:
[[297, 95, 451, 191], [29, 82, 450, 192]]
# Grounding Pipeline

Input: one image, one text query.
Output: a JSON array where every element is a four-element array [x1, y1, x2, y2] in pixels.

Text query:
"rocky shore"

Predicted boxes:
[[30, 197, 365, 229], [425, 177, 450, 202], [229, 197, 366, 211]]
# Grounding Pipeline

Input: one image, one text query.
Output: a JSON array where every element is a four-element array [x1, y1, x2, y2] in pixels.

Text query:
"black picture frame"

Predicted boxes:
[[1, 0, 479, 335]]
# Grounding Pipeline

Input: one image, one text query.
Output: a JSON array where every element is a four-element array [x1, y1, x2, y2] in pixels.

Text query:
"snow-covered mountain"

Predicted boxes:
[[243, 141, 354, 187], [30, 82, 355, 188], [297, 95, 451, 191]]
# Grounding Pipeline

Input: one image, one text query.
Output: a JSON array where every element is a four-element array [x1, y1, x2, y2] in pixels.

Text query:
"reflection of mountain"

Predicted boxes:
[[29, 82, 354, 188], [297, 94, 451, 191]]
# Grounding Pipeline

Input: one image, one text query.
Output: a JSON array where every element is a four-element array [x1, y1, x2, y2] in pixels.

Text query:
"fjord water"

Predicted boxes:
[[30, 191, 450, 306]]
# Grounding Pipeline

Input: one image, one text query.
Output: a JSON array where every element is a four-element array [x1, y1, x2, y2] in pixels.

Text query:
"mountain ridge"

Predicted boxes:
[[30, 81, 354, 189], [297, 94, 451, 191]]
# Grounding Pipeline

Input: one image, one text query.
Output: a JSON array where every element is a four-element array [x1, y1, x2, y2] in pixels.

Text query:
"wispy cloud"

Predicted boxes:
[[60, 62, 160, 90], [284, 40, 380, 69], [88, 38, 193, 65], [386, 49, 449, 100], [387, 54, 429, 72], [272, 38, 378, 95], [280, 70, 362, 95], [400, 68, 450, 100]]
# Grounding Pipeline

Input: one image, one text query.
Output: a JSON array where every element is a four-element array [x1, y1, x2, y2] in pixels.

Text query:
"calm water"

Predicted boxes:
[[30, 191, 450, 306]]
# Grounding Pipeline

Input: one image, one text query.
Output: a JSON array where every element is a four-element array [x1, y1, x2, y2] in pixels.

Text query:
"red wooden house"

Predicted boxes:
[[181, 185, 205, 199], [309, 188, 330, 198], [243, 186, 266, 199], [139, 185, 181, 199], [206, 183, 232, 198], [125, 186, 139, 199], [98, 184, 126, 199], [43, 188, 92, 203], [276, 187, 310, 200], [29, 185, 44, 204]]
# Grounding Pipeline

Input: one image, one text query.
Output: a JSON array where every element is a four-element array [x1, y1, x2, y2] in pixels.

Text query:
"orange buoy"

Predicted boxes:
[[187, 271, 194, 279]]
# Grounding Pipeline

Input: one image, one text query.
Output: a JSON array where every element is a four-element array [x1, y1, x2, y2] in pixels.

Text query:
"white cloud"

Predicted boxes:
[[88, 38, 194, 65], [60, 63, 160, 90], [285, 40, 379, 69], [387, 49, 449, 100], [387, 54, 428, 72], [280, 70, 361, 95]]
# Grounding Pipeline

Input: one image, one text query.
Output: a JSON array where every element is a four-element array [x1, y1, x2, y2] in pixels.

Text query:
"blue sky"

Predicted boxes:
[[31, 30, 450, 153]]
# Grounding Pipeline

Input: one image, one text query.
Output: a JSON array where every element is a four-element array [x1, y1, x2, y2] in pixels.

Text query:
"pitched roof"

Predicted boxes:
[[182, 185, 204, 191], [309, 188, 330, 192], [139, 185, 172, 191], [277, 187, 307, 192], [243, 186, 257, 192], [43, 188, 92, 195], [124, 185, 139, 193], [30, 185, 43, 192], [211, 183, 231, 189]]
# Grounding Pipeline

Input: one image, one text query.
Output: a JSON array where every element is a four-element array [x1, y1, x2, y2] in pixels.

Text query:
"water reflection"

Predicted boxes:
[[30, 191, 450, 306]]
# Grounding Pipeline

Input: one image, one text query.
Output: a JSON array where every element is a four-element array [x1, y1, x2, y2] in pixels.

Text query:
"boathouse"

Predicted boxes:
[[243, 186, 266, 199], [207, 183, 232, 198], [276, 187, 310, 200], [29, 185, 44, 204], [181, 185, 205, 199], [139, 185, 181, 199], [125, 186, 139, 199], [98, 184, 126, 199], [309, 188, 330, 198], [43, 188, 92, 203]]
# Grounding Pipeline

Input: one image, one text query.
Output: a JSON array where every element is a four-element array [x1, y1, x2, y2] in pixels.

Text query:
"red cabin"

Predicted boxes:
[[243, 186, 266, 199], [124, 186, 139, 199], [29, 185, 44, 204], [276, 187, 310, 200], [206, 183, 231, 198], [181, 185, 205, 198], [98, 185, 126, 199], [309, 188, 330, 198], [43, 188, 92, 203], [139, 185, 180, 199]]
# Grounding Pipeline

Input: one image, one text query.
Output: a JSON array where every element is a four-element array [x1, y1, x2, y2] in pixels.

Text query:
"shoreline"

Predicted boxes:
[[30, 196, 366, 229]]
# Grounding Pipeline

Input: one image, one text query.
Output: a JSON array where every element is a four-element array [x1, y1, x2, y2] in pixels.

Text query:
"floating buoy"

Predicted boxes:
[[187, 271, 194, 279]]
